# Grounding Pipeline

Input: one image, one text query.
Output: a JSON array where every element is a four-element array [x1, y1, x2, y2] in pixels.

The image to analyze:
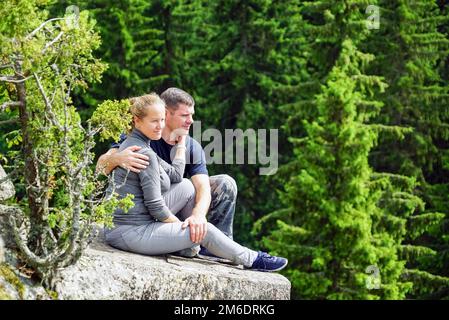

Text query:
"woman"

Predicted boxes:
[[105, 93, 288, 272]]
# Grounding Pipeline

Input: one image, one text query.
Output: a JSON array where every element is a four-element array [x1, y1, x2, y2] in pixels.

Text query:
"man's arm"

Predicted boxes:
[[96, 146, 150, 175], [182, 174, 211, 243], [191, 174, 212, 218]]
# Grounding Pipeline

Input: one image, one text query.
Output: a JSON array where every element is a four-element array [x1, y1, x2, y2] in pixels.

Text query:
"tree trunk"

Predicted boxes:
[[15, 63, 45, 255]]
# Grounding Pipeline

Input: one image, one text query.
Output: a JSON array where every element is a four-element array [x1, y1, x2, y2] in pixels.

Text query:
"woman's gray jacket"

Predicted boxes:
[[107, 128, 185, 226]]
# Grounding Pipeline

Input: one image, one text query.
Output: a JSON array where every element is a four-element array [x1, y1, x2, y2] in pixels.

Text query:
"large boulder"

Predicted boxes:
[[55, 232, 291, 300], [0, 165, 14, 202]]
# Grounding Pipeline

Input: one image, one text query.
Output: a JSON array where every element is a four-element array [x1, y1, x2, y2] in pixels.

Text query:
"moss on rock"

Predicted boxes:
[[0, 263, 25, 299]]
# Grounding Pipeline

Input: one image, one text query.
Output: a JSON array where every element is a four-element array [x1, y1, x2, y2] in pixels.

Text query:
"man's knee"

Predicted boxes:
[[223, 175, 238, 198], [210, 174, 238, 199]]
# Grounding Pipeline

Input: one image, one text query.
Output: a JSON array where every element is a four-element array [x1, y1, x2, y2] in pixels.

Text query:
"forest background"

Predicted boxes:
[[1, 0, 448, 299]]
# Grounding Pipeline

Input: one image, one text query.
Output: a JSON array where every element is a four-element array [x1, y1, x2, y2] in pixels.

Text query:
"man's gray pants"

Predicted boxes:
[[105, 177, 258, 267]]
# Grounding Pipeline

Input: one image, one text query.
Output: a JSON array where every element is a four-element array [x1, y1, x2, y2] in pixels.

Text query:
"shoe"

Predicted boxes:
[[197, 247, 238, 265], [246, 251, 288, 272]]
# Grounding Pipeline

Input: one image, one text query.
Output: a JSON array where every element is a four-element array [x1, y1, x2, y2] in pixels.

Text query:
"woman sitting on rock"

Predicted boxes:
[[104, 93, 287, 272]]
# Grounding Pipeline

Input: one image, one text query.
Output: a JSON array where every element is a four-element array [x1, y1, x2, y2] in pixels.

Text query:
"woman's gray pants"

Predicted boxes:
[[105, 179, 258, 267]]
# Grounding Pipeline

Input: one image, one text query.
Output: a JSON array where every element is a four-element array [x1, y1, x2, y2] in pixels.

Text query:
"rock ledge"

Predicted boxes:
[[55, 234, 291, 300]]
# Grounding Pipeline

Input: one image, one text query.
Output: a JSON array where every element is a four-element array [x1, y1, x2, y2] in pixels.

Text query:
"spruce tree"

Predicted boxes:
[[257, 0, 415, 299], [261, 38, 414, 299], [365, 0, 449, 299]]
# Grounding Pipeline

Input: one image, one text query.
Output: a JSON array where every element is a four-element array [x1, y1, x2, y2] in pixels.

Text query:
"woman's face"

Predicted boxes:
[[134, 103, 165, 140]]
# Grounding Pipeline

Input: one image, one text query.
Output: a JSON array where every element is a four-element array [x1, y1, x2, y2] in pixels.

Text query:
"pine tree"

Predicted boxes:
[[370, 172, 449, 299], [47, 0, 172, 158]]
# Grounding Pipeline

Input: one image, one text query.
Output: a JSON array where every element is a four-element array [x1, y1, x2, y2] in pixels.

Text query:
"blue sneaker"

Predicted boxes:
[[247, 251, 288, 272]]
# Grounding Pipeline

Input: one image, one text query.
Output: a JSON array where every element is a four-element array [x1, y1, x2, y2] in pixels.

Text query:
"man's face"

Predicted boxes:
[[166, 103, 194, 132]]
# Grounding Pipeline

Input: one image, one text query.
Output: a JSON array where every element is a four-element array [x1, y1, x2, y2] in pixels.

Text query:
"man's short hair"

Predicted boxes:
[[160, 87, 195, 111]]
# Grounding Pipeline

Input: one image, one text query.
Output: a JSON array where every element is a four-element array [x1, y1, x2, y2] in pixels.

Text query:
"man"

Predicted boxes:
[[97, 88, 237, 257]]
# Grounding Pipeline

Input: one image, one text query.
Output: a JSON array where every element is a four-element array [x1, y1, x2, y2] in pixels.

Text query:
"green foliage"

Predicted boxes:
[[0, 263, 25, 300], [402, 269, 449, 299], [1, 0, 447, 299], [407, 213, 446, 240], [262, 36, 409, 299], [254, 0, 449, 300], [89, 192, 134, 228], [49, 0, 165, 107], [364, 0, 449, 298], [0, 0, 49, 39], [91, 99, 132, 142], [0, 0, 134, 287]]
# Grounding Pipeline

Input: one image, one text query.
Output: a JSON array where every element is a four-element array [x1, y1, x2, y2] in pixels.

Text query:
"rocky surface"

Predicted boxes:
[[55, 232, 291, 300]]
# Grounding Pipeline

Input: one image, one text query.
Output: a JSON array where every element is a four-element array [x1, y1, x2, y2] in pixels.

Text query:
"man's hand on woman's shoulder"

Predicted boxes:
[[115, 145, 150, 173]]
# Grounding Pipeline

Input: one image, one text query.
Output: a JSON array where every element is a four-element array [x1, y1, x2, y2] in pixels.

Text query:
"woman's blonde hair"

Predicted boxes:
[[128, 93, 166, 131]]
